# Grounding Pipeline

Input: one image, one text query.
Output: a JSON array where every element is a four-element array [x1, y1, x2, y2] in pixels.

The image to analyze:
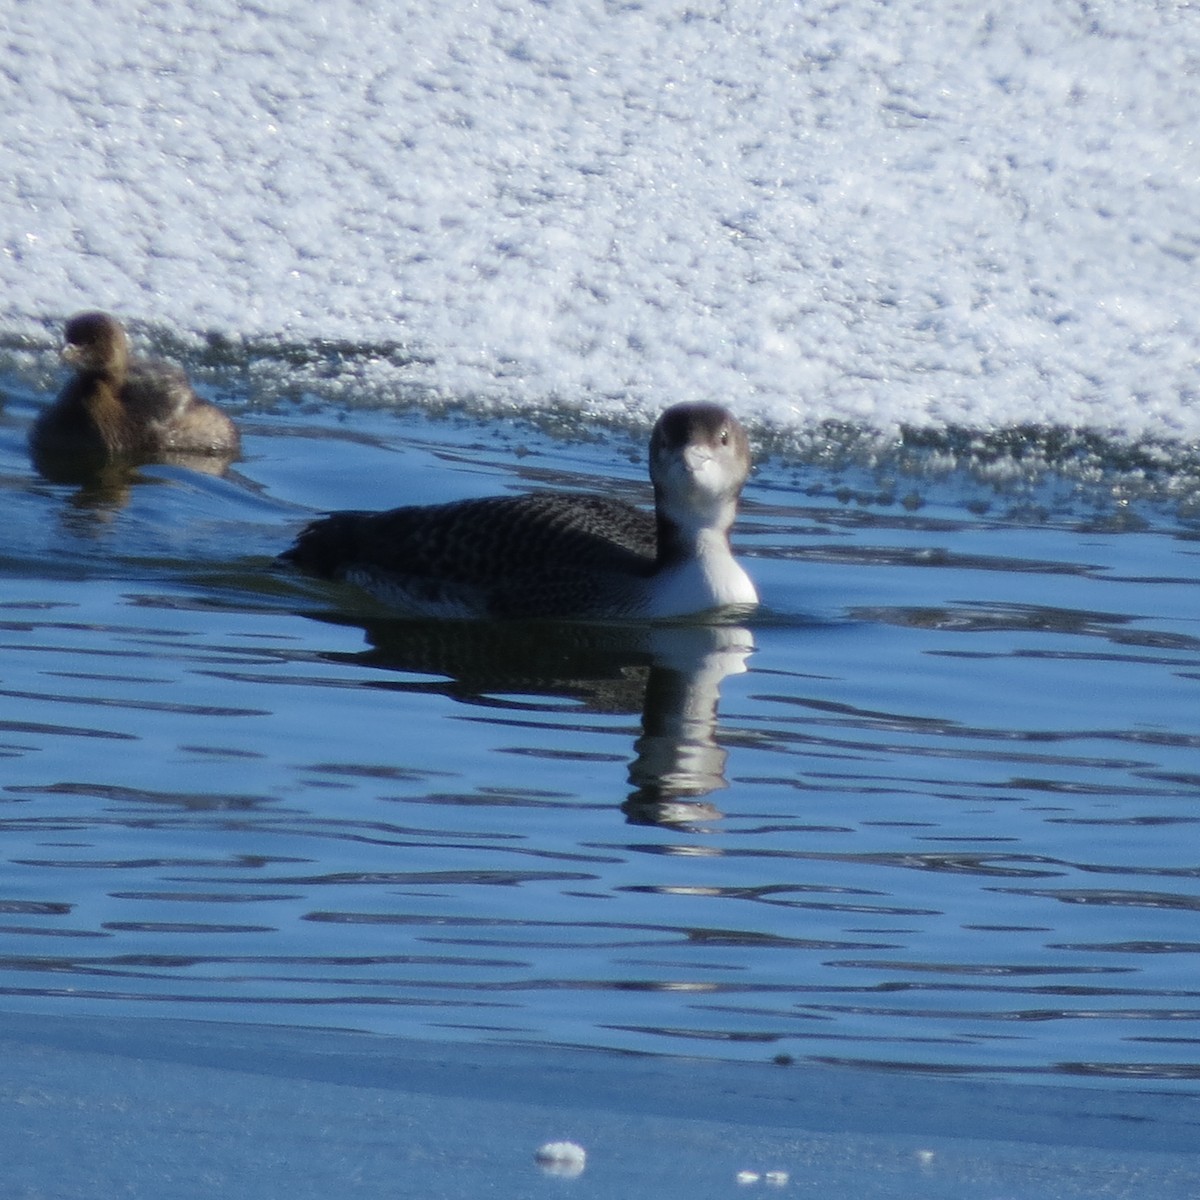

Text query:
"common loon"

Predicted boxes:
[[30, 311, 240, 471], [282, 401, 758, 620]]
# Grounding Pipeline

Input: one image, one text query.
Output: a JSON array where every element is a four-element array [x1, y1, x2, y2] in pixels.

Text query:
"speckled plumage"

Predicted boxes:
[[30, 311, 240, 472], [283, 402, 757, 620]]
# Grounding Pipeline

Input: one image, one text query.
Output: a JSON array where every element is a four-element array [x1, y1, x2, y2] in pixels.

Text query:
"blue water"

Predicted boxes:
[[1, 364, 1197, 1093]]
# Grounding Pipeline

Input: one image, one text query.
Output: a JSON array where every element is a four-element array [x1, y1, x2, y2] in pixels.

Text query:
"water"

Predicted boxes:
[[1, 363, 1197, 1093]]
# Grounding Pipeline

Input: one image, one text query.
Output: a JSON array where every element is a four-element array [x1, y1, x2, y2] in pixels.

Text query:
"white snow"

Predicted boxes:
[[534, 1140, 587, 1177], [2, 0, 1198, 439]]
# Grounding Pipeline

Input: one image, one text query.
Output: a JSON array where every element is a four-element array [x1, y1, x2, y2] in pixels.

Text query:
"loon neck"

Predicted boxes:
[[654, 498, 737, 570], [648, 498, 756, 615]]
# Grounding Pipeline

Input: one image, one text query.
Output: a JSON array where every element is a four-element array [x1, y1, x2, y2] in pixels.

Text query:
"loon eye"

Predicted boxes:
[[719, 427, 729, 446]]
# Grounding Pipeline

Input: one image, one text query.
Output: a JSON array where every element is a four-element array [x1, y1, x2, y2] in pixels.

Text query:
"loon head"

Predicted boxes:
[[650, 402, 752, 538]]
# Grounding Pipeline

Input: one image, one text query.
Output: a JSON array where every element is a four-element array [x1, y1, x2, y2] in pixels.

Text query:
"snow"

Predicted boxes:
[[2, 0, 1198, 438]]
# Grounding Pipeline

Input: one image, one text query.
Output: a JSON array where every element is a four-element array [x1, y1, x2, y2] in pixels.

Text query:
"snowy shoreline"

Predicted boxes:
[[3, 0, 1198, 440]]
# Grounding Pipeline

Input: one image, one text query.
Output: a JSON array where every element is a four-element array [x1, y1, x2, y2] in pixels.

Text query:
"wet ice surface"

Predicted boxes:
[[3, 1012, 1199, 1200]]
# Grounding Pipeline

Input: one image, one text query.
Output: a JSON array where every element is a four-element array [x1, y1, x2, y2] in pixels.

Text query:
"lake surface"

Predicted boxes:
[[1, 361, 1199, 1094]]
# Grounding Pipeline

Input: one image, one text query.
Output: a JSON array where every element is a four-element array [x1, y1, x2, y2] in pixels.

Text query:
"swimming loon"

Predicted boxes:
[[30, 311, 240, 471], [282, 401, 758, 620]]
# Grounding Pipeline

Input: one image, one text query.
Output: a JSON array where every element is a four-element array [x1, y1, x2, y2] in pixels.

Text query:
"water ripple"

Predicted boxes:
[[0, 402, 1197, 1085]]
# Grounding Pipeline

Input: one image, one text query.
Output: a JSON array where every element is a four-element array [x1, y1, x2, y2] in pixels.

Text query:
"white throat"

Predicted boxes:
[[647, 524, 758, 617]]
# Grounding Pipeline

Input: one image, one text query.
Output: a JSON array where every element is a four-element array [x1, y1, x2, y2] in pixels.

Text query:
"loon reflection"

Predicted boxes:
[[622, 624, 751, 825], [301, 613, 753, 826]]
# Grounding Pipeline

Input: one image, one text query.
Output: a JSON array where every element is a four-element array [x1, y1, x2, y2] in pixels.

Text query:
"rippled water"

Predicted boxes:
[[1, 364, 1198, 1091]]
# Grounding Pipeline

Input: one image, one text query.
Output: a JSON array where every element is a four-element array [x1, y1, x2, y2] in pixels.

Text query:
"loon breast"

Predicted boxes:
[[283, 402, 757, 621]]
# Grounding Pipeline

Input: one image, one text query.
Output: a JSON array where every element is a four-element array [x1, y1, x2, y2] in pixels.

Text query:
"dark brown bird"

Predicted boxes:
[[30, 311, 239, 474], [282, 402, 757, 620]]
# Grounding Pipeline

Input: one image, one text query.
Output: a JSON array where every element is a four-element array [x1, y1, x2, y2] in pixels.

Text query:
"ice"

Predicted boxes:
[[1, 0, 1198, 439], [2, 1012, 1198, 1200]]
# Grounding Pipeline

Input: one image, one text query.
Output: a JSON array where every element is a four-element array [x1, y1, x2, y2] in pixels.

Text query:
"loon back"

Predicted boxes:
[[285, 492, 659, 618]]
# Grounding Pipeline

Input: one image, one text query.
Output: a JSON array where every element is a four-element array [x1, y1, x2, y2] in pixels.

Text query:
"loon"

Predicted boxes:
[[30, 311, 240, 471], [282, 402, 758, 620]]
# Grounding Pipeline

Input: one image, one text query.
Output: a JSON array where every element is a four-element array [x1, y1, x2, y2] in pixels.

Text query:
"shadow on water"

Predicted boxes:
[[301, 610, 755, 828]]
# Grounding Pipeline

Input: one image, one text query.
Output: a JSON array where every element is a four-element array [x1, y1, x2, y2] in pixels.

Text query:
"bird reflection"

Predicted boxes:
[[308, 612, 754, 827], [35, 452, 237, 514], [623, 624, 752, 826]]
